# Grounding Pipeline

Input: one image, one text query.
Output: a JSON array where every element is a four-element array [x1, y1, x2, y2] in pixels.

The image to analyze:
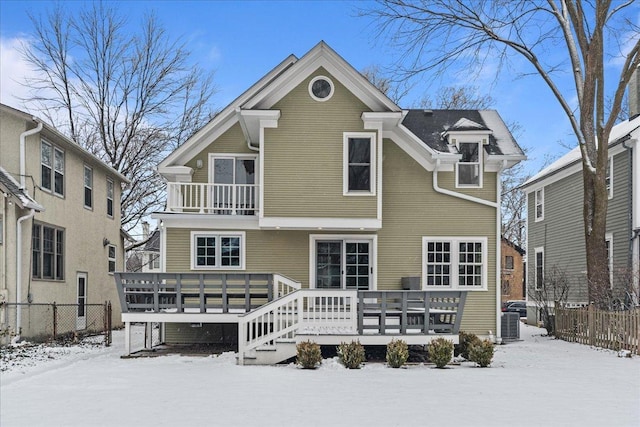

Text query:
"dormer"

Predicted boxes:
[[442, 118, 492, 188]]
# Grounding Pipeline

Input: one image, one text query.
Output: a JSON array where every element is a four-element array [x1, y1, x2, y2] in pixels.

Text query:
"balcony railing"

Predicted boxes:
[[166, 182, 258, 215]]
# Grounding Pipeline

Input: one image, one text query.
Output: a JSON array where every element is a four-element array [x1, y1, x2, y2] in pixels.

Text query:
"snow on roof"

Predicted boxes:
[[522, 116, 640, 187], [478, 110, 525, 157], [0, 166, 44, 211]]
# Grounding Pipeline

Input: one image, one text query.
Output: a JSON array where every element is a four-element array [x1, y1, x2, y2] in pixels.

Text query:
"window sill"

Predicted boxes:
[[31, 278, 65, 283]]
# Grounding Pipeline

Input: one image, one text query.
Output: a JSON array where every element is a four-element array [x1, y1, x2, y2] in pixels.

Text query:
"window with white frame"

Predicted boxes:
[[191, 231, 245, 270], [32, 222, 64, 280], [343, 133, 375, 195], [106, 179, 114, 217], [605, 234, 613, 289], [84, 165, 93, 209], [151, 254, 160, 270], [534, 247, 544, 290], [606, 157, 613, 199], [422, 237, 487, 290], [108, 244, 116, 273], [535, 188, 544, 221], [41, 140, 65, 196], [457, 142, 481, 187]]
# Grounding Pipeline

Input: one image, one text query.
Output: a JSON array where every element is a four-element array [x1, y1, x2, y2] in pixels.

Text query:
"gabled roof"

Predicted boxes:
[[159, 42, 524, 172], [522, 115, 640, 189], [160, 41, 400, 169], [502, 236, 526, 255], [143, 229, 160, 252], [0, 166, 44, 211], [0, 103, 129, 184]]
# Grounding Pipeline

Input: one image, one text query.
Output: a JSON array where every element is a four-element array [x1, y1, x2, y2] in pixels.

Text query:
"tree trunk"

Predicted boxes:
[[582, 165, 610, 307]]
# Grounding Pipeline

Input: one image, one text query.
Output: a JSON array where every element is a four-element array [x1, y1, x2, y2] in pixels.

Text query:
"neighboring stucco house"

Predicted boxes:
[[522, 114, 640, 320], [115, 42, 525, 362], [0, 103, 128, 343], [501, 236, 525, 303]]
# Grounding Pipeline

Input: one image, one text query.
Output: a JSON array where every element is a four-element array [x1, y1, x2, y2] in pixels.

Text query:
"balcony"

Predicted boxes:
[[166, 182, 258, 215]]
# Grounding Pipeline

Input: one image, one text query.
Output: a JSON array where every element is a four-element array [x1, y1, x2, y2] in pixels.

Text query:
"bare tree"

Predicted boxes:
[[418, 85, 494, 110], [528, 266, 571, 335], [19, 3, 216, 233], [361, 64, 414, 104], [368, 0, 640, 298]]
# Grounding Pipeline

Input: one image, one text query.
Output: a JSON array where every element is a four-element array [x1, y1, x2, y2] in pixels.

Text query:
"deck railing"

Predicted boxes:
[[114, 272, 287, 314], [166, 182, 258, 215]]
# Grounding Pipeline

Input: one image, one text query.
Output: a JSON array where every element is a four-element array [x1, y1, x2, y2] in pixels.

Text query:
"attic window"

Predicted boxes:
[[309, 76, 334, 101]]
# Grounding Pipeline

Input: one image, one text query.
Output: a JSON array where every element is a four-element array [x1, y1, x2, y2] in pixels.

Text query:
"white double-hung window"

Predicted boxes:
[[422, 237, 487, 290], [456, 141, 481, 187], [191, 231, 245, 270], [343, 133, 375, 195]]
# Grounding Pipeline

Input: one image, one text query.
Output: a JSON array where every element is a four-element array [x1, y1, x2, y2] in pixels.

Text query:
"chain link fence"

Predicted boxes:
[[1, 302, 112, 346]]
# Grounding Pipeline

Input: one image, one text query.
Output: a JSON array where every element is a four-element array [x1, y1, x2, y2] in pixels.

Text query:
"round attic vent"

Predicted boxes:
[[309, 76, 334, 101]]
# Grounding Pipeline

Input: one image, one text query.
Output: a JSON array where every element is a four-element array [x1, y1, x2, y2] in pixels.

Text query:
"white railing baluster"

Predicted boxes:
[[166, 182, 259, 215]]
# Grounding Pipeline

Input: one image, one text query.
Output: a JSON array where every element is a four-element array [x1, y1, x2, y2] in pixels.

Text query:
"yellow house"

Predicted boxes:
[[0, 103, 128, 343], [115, 42, 525, 363]]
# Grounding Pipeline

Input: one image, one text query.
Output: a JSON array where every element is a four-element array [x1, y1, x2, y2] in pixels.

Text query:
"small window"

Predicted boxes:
[[457, 142, 481, 187], [106, 179, 114, 217], [343, 133, 375, 195], [84, 165, 93, 209], [534, 247, 544, 291], [108, 245, 116, 273], [606, 157, 613, 199], [0, 215, 3, 244], [423, 237, 487, 290], [151, 254, 160, 270], [505, 255, 514, 270], [41, 140, 65, 196], [309, 76, 334, 101], [502, 280, 511, 295], [535, 188, 544, 221], [191, 231, 245, 270]]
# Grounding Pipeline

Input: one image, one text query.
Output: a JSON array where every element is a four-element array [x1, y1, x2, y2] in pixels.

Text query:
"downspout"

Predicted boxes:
[[15, 209, 36, 341], [433, 158, 506, 342], [20, 121, 44, 190]]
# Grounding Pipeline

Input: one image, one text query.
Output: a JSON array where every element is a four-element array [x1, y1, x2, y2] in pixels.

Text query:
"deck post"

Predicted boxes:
[[199, 274, 205, 313], [145, 322, 153, 349], [238, 320, 246, 365], [124, 321, 131, 356]]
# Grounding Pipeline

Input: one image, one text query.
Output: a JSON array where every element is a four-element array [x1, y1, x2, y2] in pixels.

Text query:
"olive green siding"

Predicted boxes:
[[378, 139, 497, 334], [164, 137, 498, 336], [527, 150, 632, 303], [263, 68, 377, 218], [185, 123, 254, 184]]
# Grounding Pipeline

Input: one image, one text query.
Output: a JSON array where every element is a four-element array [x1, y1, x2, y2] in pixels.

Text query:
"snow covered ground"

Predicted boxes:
[[1, 324, 639, 427]]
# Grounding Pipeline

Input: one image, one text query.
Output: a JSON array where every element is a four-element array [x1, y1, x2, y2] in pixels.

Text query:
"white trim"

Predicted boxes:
[[421, 236, 489, 291], [534, 247, 544, 291], [189, 231, 246, 270], [605, 233, 613, 289], [309, 234, 377, 291], [207, 153, 259, 184], [606, 155, 613, 199], [259, 217, 381, 230], [152, 213, 260, 229], [160, 221, 166, 272], [455, 141, 483, 188], [343, 132, 376, 196], [107, 244, 117, 274], [534, 188, 544, 222], [308, 75, 334, 102]]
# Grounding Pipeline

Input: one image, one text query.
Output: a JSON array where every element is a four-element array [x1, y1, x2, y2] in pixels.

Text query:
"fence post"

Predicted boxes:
[[588, 303, 595, 347], [108, 301, 112, 346], [52, 302, 58, 341]]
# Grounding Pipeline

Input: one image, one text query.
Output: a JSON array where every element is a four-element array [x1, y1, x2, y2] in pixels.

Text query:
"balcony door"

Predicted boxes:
[[209, 155, 256, 215], [314, 238, 373, 290]]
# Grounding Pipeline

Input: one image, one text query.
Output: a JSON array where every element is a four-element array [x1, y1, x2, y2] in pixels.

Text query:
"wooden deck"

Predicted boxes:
[[114, 273, 468, 362]]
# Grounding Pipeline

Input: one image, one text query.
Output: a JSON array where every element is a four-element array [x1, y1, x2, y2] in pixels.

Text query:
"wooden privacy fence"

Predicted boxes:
[[555, 305, 640, 354]]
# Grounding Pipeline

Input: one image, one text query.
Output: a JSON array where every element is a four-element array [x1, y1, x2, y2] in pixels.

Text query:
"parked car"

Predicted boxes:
[[502, 301, 527, 317]]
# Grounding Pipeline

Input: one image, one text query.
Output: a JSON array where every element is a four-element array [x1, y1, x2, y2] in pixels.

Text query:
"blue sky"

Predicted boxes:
[[1, 0, 638, 175]]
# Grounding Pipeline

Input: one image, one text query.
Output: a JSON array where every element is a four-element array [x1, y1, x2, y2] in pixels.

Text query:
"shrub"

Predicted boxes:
[[456, 331, 482, 360], [337, 340, 365, 369], [386, 339, 409, 368], [428, 337, 454, 368], [469, 339, 494, 367], [296, 340, 322, 369]]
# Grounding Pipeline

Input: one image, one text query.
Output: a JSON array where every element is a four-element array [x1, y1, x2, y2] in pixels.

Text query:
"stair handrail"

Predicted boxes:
[[237, 290, 301, 365], [273, 274, 301, 297]]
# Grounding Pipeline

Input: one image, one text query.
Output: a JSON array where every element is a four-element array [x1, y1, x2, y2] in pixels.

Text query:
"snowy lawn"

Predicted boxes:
[[1, 324, 639, 427]]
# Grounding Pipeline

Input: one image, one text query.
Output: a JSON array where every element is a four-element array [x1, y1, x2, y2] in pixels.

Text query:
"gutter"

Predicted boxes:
[[432, 159, 499, 208], [20, 121, 44, 191]]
